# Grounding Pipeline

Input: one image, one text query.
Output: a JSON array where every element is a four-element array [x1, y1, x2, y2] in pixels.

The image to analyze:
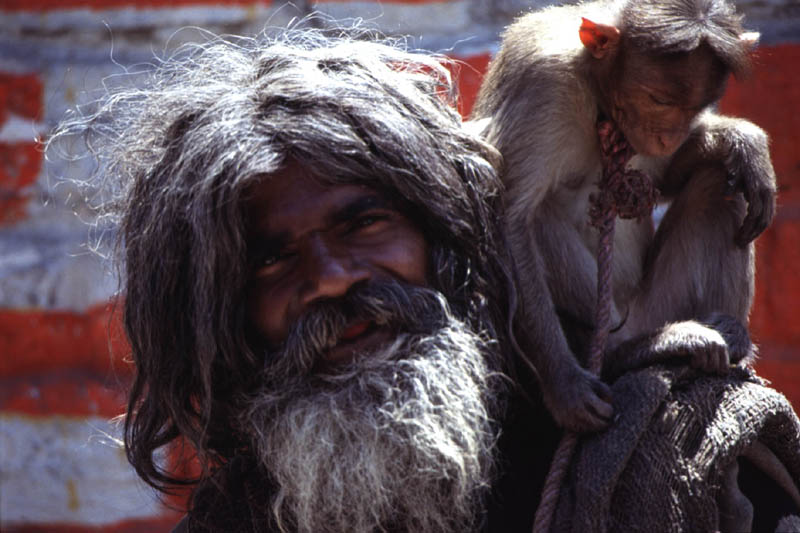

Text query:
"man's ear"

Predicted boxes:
[[579, 17, 620, 59]]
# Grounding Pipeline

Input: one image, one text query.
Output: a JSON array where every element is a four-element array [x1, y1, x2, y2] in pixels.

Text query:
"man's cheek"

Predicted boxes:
[[247, 283, 289, 347], [375, 233, 429, 288]]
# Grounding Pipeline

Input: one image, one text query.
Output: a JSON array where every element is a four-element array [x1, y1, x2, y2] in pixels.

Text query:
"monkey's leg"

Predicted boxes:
[[510, 214, 614, 432], [633, 163, 754, 331], [532, 206, 609, 338], [607, 165, 756, 377]]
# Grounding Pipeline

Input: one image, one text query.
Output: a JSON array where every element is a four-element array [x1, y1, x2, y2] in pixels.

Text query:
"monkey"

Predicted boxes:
[[471, 0, 777, 433]]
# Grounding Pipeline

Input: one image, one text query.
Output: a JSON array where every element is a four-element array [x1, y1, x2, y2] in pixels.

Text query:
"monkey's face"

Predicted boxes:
[[611, 84, 697, 157], [607, 44, 728, 158]]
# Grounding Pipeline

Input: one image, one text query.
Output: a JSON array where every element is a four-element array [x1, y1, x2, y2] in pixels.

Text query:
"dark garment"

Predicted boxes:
[[484, 373, 561, 532], [173, 454, 279, 533]]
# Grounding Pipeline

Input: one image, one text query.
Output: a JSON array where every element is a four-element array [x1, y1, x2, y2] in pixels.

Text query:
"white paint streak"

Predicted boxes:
[[0, 414, 164, 526], [2, 5, 270, 31], [315, 1, 473, 37], [0, 114, 46, 143]]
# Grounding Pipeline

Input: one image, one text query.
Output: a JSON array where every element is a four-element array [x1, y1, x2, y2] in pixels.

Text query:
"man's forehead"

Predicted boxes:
[[244, 163, 386, 237]]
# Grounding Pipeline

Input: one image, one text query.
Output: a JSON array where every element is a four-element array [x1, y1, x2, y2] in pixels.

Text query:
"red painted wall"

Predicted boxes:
[[718, 44, 800, 406]]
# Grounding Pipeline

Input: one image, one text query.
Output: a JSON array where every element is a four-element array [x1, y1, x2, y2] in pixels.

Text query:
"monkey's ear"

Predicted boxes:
[[579, 17, 620, 59]]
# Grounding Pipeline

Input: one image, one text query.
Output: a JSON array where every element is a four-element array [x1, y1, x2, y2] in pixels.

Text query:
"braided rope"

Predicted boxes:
[[532, 120, 657, 533]]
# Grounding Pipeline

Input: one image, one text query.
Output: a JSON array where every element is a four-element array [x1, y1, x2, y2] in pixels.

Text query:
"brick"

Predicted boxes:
[[4, 517, 179, 533], [0, 302, 131, 378], [315, 0, 447, 3], [0, 412, 175, 528], [1, 0, 269, 10], [451, 52, 490, 118], [0, 73, 43, 122], [750, 218, 800, 347], [0, 374, 128, 417], [719, 44, 800, 206], [0, 142, 40, 190], [0, 142, 42, 224], [753, 355, 800, 410], [0, 74, 44, 224]]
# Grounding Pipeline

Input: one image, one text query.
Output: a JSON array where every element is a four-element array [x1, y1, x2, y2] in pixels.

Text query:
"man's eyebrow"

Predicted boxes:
[[248, 232, 287, 260], [328, 194, 392, 226], [249, 194, 393, 258]]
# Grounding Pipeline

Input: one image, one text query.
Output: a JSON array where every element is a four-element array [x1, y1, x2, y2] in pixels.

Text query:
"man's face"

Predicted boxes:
[[239, 164, 496, 533], [244, 161, 429, 366]]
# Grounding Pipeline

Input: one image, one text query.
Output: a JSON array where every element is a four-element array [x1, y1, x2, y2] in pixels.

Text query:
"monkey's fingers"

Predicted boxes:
[[713, 345, 732, 375], [568, 405, 612, 433], [583, 379, 614, 427], [557, 390, 613, 432], [592, 378, 613, 405], [737, 185, 776, 246], [553, 402, 608, 433], [689, 343, 730, 375]]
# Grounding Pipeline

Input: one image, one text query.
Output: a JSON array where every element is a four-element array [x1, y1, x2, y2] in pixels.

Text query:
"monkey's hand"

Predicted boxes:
[[545, 363, 614, 433], [670, 113, 777, 246], [701, 312, 756, 366], [604, 316, 754, 381], [719, 120, 777, 246], [650, 321, 734, 375]]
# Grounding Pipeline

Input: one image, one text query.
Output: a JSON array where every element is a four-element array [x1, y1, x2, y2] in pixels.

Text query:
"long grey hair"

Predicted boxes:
[[50, 28, 517, 495]]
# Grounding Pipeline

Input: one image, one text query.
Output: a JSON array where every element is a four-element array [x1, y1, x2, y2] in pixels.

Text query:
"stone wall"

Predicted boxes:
[[1, 1, 798, 530]]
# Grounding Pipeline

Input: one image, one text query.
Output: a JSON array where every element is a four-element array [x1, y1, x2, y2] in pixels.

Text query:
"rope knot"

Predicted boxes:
[[589, 120, 659, 228]]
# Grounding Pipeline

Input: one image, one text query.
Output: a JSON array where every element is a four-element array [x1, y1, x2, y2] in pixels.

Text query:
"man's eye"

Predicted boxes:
[[261, 254, 280, 267], [357, 215, 379, 227], [254, 251, 292, 276], [649, 94, 672, 106], [349, 214, 389, 233]]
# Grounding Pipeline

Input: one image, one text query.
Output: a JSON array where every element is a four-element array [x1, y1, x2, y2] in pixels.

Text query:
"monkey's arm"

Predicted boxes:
[[662, 110, 777, 246], [511, 223, 614, 433], [602, 313, 754, 382]]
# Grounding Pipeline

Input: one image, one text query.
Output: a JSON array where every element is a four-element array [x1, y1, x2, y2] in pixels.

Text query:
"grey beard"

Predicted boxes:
[[240, 289, 500, 533]]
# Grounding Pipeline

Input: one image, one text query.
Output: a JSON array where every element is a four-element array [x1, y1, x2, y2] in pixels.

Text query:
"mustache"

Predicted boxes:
[[264, 280, 453, 379]]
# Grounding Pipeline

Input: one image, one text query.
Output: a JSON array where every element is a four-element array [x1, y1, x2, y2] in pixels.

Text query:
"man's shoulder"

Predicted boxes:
[[485, 381, 561, 532], [171, 514, 189, 533]]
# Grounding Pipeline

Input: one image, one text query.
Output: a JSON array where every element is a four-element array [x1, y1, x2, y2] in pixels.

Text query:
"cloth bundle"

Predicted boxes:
[[553, 366, 800, 532]]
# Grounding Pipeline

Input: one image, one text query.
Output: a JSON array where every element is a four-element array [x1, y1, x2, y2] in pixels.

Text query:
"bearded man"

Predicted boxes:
[[52, 31, 557, 532]]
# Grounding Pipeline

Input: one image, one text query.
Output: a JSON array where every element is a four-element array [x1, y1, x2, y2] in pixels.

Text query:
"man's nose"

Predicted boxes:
[[298, 234, 370, 306]]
